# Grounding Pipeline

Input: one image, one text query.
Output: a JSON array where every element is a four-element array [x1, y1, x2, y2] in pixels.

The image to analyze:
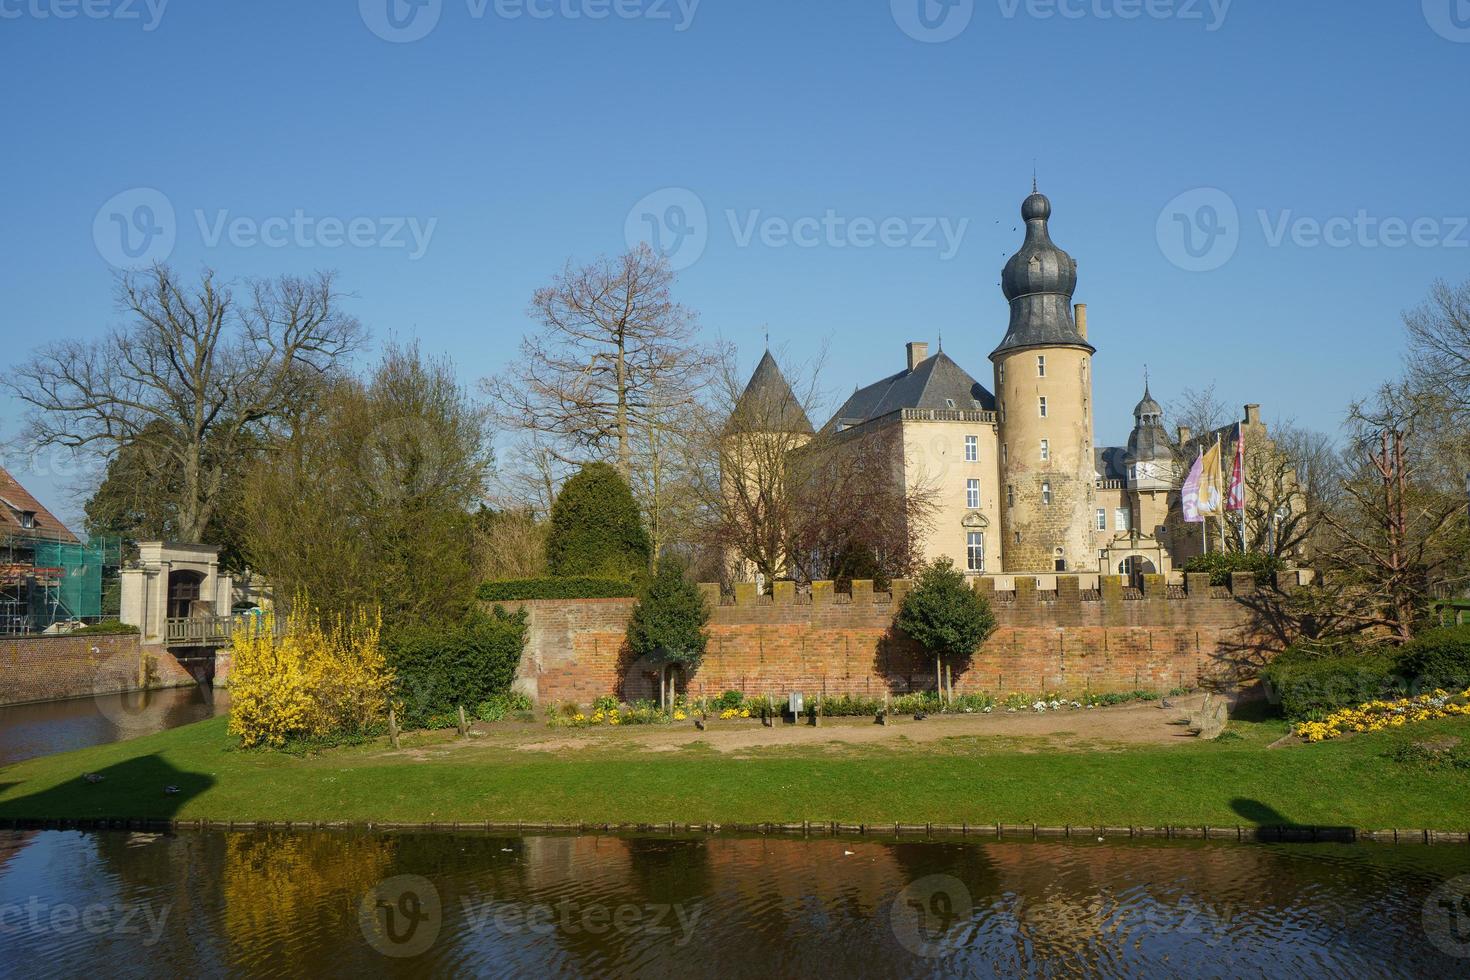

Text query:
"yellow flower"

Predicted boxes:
[[673, 711, 687, 721]]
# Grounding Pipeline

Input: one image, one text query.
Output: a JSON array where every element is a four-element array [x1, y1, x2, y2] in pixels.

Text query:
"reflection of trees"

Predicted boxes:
[[221, 831, 395, 975]]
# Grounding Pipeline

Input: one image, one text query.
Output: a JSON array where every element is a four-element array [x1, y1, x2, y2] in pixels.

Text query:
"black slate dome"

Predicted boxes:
[[993, 190, 1094, 358], [1125, 384, 1173, 465]]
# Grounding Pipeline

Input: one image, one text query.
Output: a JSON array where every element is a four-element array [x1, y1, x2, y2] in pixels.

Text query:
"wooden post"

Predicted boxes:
[[457, 705, 468, 737], [946, 664, 953, 706], [388, 707, 401, 750]]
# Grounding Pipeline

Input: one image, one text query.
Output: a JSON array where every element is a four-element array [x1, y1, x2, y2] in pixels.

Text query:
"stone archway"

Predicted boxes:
[[1118, 556, 1157, 589]]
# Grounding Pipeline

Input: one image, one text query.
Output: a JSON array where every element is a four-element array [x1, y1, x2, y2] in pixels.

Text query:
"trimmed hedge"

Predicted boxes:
[[477, 578, 640, 602], [1398, 626, 1470, 691], [1181, 551, 1282, 586], [1260, 646, 1406, 720], [68, 621, 140, 636], [545, 462, 651, 579], [384, 607, 527, 728]]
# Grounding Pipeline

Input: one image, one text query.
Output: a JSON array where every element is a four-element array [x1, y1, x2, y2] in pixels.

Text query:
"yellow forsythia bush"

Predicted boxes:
[[228, 605, 392, 749]]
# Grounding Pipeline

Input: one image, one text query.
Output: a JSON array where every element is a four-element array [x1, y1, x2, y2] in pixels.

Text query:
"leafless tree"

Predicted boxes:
[[483, 244, 718, 555], [4, 265, 362, 543], [1405, 277, 1470, 408]]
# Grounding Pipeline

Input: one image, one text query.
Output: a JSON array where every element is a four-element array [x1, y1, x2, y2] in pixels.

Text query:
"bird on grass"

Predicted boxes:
[[694, 718, 706, 731], [1161, 698, 1175, 709], [83, 773, 104, 784], [163, 785, 180, 795], [913, 712, 927, 721]]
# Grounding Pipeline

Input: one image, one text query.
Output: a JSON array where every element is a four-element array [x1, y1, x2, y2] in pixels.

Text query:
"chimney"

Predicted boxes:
[[1074, 303, 1088, 339], [1244, 404, 1261, 426], [906, 342, 929, 371], [1178, 425, 1193, 446]]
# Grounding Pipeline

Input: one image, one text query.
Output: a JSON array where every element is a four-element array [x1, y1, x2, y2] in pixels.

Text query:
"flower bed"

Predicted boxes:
[[1293, 688, 1470, 742]]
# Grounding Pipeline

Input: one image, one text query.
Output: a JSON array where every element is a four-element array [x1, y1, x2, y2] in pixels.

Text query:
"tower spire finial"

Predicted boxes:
[[764, 326, 770, 350], [937, 329, 943, 353], [1032, 160, 1037, 194]]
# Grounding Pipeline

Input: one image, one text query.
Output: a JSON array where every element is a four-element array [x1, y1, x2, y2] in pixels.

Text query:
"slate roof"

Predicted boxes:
[[822, 351, 996, 432], [0, 466, 80, 544], [992, 191, 1095, 359], [731, 351, 814, 434], [1095, 446, 1129, 483]]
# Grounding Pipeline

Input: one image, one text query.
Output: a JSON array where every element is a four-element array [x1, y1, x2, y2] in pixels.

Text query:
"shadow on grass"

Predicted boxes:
[[1230, 797, 1356, 842], [0, 753, 213, 823]]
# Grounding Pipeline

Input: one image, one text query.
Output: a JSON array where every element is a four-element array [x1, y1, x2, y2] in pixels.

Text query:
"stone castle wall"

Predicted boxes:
[[505, 572, 1285, 706]]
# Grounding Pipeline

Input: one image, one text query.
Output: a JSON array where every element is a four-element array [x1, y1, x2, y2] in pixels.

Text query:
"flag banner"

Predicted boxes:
[[1197, 441, 1224, 517], [1182, 454, 1205, 522], [1227, 423, 1245, 511]]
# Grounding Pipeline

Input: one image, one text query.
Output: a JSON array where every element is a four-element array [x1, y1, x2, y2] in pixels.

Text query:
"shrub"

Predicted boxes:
[[1181, 551, 1282, 586], [626, 557, 710, 705], [229, 605, 391, 749], [545, 462, 651, 579], [895, 558, 997, 688], [384, 606, 527, 729], [477, 578, 640, 601], [715, 690, 745, 710], [1259, 644, 1407, 721], [476, 691, 533, 722], [1396, 625, 1470, 691], [68, 621, 139, 636]]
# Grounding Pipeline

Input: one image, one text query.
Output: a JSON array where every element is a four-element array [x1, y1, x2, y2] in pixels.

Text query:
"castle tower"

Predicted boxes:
[[1123, 383, 1177, 541], [992, 190, 1096, 572]]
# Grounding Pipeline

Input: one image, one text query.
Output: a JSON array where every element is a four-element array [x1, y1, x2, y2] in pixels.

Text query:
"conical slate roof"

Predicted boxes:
[[731, 351, 814, 434], [1125, 383, 1174, 465]]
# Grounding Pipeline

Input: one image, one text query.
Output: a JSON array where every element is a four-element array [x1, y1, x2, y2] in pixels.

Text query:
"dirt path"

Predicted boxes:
[[510, 693, 1215, 755]]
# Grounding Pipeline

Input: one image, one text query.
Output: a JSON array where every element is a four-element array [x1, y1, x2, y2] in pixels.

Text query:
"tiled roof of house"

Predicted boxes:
[[0, 466, 80, 544], [823, 351, 996, 432]]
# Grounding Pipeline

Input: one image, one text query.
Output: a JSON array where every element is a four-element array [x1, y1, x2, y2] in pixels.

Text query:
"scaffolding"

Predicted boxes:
[[0, 534, 122, 635]]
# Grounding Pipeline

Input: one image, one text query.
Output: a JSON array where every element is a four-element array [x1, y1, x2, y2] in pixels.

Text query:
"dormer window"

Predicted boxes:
[[19, 512, 35, 529], [945, 398, 956, 409]]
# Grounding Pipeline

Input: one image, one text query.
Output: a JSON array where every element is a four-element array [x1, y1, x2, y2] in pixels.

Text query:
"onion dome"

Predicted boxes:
[[1125, 383, 1174, 466], [992, 190, 1094, 359]]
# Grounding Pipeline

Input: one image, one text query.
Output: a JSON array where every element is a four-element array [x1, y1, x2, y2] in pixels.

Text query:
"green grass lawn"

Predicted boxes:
[[3, 711, 1468, 830]]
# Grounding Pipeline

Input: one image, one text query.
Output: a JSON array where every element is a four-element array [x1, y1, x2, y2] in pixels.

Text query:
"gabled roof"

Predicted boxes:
[[822, 351, 996, 432], [0, 466, 80, 544], [731, 351, 814, 434]]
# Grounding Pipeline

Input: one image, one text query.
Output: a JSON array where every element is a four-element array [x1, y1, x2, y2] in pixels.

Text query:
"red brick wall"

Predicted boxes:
[[508, 572, 1283, 705], [0, 634, 197, 706]]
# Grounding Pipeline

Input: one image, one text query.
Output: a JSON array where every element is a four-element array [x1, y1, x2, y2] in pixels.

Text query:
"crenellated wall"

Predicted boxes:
[[505, 571, 1296, 705]]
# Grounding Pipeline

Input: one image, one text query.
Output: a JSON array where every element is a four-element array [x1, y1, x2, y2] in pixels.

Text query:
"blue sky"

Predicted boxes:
[[2, 0, 1467, 528]]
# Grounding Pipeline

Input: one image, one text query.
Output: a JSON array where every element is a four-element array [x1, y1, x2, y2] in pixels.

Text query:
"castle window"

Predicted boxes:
[[1096, 508, 1106, 531], [964, 435, 978, 462], [998, 363, 1005, 384], [967, 532, 985, 572], [966, 479, 980, 509], [1041, 482, 1052, 505], [1002, 443, 1008, 465], [1038, 396, 1048, 418], [1040, 439, 1049, 461], [1014, 531, 1021, 546], [1116, 508, 1131, 531], [1006, 485, 1014, 508], [1037, 355, 1046, 377]]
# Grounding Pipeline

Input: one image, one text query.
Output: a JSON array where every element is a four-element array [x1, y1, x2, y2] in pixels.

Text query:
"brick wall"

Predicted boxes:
[[507, 571, 1286, 705], [0, 634, 197, 706]]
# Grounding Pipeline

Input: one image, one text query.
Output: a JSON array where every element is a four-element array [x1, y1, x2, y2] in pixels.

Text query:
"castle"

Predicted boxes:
[[728, 190, 1286, 578]]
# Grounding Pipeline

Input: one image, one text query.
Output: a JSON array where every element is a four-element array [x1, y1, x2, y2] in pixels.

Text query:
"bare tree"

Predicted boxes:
[[1405, 277, 1470, 407], [1168, 384, 1230, 441], [5, 265, 362, 543], [1316, 382, 1467, 640]]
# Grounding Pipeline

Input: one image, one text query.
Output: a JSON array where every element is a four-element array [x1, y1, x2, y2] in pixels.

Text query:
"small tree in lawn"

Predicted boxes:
[[626, 557, 710, 710], [895, 558, 997, 703]]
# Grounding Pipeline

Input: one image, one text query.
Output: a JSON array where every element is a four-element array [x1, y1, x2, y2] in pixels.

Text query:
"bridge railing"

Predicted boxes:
[[164, 614, 280, 647]]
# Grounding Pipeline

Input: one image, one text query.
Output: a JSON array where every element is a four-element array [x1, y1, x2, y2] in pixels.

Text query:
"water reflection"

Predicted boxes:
[[0, 686, 228, 766], [1, 829, 1466, 977]]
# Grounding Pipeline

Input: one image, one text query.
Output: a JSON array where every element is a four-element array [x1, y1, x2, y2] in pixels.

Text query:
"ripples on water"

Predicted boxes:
[[1, 829, 1467, 978], [0, 687, 229, 767]]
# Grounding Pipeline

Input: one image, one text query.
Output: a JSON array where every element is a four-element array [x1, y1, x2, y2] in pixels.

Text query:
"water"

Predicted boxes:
[[0, 687, 229, 767], [1, 828, 1467, 977]]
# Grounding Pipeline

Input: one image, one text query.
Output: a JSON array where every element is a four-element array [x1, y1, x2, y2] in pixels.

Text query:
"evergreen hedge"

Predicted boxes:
[[545, 462, 651, 579], [1181, 551, 1282, 586], [384, 607, 527, 728], [477, 578, 641, 601]]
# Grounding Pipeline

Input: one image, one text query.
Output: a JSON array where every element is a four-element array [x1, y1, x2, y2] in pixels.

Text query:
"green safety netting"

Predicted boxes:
[[28, 536, 122, 621]]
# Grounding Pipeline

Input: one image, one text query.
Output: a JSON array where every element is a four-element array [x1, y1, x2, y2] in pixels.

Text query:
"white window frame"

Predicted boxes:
[[966, 532, 985, 572], [1116, 507, 1130, 531], [1040, 439, 1049, 461], [964, 435, 978, 462], [966, 479, 980, 509], [1037, 355, 1046, 377], [998, 363, 1005, 384], [1038, 396, 1048, 418], [1041, 482, 1052, 505], [1096, 508, 1106, 531]]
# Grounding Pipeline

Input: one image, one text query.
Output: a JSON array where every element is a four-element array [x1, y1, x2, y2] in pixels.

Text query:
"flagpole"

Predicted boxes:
[[1217, 432, 1227, 553], [1198, 444, 1208, 555], [1238, 422, 1248, 553]]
